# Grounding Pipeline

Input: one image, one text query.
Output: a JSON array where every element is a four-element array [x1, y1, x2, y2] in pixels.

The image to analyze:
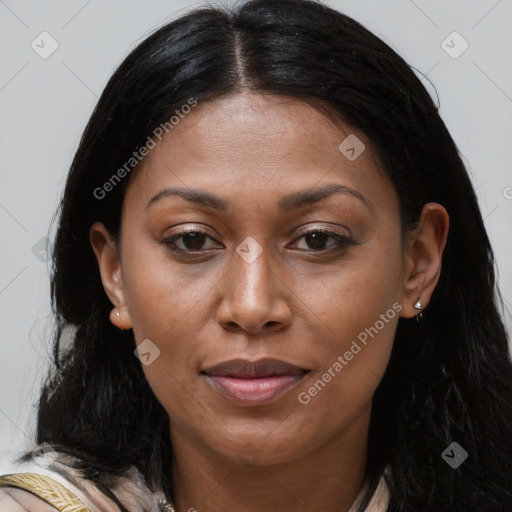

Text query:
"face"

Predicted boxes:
[[91, 91, 446, 467]]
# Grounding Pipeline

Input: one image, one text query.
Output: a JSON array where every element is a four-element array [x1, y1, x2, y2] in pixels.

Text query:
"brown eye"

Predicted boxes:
[[292, 229, 355, 251], [162, 230, 219, 252], [179, 232, 208, 250], [304, 231, 330, 250]]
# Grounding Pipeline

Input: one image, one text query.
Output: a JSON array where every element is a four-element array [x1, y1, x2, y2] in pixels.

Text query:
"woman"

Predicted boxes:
[[1, 0, 511, 510]]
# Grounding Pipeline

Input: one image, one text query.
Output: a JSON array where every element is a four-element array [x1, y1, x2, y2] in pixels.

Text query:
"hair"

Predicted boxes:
[[18, 0, 512, 510]]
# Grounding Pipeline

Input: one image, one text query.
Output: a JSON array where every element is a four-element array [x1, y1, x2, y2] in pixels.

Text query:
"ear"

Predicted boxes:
[[400, 202, 449, 319], [89, 222, 132, 330]]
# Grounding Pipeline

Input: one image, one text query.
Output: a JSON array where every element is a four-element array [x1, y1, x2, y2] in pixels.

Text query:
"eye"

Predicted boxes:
[[162, 229, 220, 252], [161, 226, 356, 254], [290, 228, 355, 251]]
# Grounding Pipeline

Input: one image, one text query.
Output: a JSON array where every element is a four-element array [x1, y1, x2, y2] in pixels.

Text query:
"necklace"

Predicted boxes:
[[158, 497, 176, 512]]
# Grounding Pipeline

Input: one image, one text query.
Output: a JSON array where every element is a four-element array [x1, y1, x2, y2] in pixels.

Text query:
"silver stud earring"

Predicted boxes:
[[413, 299, 422, 322]]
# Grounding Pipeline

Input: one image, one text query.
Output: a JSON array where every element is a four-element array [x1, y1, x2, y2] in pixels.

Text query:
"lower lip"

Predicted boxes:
[[205, 374, 306, 406]]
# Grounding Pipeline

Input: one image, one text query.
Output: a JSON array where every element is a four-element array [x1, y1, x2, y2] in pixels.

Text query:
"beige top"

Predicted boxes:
[[0, 451, 391, 511], [0, 451, 160, 512]]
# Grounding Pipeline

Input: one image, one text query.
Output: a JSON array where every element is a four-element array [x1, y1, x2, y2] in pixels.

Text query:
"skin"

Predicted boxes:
[[90, 92, 449, 512], [0, 488, 59, 511]]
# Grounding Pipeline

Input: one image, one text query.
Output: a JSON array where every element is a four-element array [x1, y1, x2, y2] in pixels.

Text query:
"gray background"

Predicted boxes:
[[1, 0, 511, 463]]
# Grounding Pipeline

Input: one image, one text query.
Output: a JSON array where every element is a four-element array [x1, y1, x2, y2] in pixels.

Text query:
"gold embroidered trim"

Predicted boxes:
[[0, 472, 91, 512]]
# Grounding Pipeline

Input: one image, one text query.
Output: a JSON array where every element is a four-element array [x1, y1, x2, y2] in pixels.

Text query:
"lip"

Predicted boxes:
[[202, 358, 309, 406]]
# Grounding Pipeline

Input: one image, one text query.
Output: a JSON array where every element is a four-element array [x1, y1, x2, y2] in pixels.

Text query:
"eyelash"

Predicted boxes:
[[161, 227, 356, 254]]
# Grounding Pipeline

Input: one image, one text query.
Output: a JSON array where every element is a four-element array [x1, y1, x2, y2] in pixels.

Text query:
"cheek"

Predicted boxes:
[[294, 235, 402, 408], [122, 239, 205, 333], [295, 326, 394, 443], [120, 241, 213, 395], [301, 232, 403, 348], [296, 284, 400, 429]]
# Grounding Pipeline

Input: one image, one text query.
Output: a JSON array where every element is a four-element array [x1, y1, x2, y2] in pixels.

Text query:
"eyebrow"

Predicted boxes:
[[146, 183, 370, 212]]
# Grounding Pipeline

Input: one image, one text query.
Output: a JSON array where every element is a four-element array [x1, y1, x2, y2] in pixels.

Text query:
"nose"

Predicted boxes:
[[216, 242, 292, 335]]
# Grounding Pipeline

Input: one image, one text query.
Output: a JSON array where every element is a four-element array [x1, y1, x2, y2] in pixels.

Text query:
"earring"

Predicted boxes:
[[115, 309, 121, 318], [413, 298, 423, 322]]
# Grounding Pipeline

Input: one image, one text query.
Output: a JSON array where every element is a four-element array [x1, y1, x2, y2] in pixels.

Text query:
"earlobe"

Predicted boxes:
[[89, 222, 133, 330], [400, 203, 449, 319], [110, 306, 132, 330]]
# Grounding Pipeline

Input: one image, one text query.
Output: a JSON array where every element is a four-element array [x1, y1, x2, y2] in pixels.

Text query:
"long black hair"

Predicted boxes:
[[18, 0, 512, 510]]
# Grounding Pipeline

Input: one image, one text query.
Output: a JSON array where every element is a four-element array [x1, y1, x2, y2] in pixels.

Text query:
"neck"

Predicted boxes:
[[170, 401, 372, 512]]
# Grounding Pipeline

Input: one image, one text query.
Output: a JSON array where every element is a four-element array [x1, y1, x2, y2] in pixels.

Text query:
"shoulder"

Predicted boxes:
[[0, 486, 59, 511], [0, 469, 113, 512], [0, 449, 162, 512], [367, 466, 392, 512], [349, 466, 391, 512]]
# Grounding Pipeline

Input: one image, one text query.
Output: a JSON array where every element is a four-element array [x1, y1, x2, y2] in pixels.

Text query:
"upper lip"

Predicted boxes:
[[202, 358, 308, 378]]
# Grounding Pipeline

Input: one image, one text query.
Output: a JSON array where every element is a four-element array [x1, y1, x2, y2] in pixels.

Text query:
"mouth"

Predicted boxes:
[[201, 358, 309, 406]]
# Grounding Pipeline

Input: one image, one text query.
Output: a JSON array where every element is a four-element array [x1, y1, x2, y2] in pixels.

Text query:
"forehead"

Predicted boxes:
[[124, 92, 395, 215]]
